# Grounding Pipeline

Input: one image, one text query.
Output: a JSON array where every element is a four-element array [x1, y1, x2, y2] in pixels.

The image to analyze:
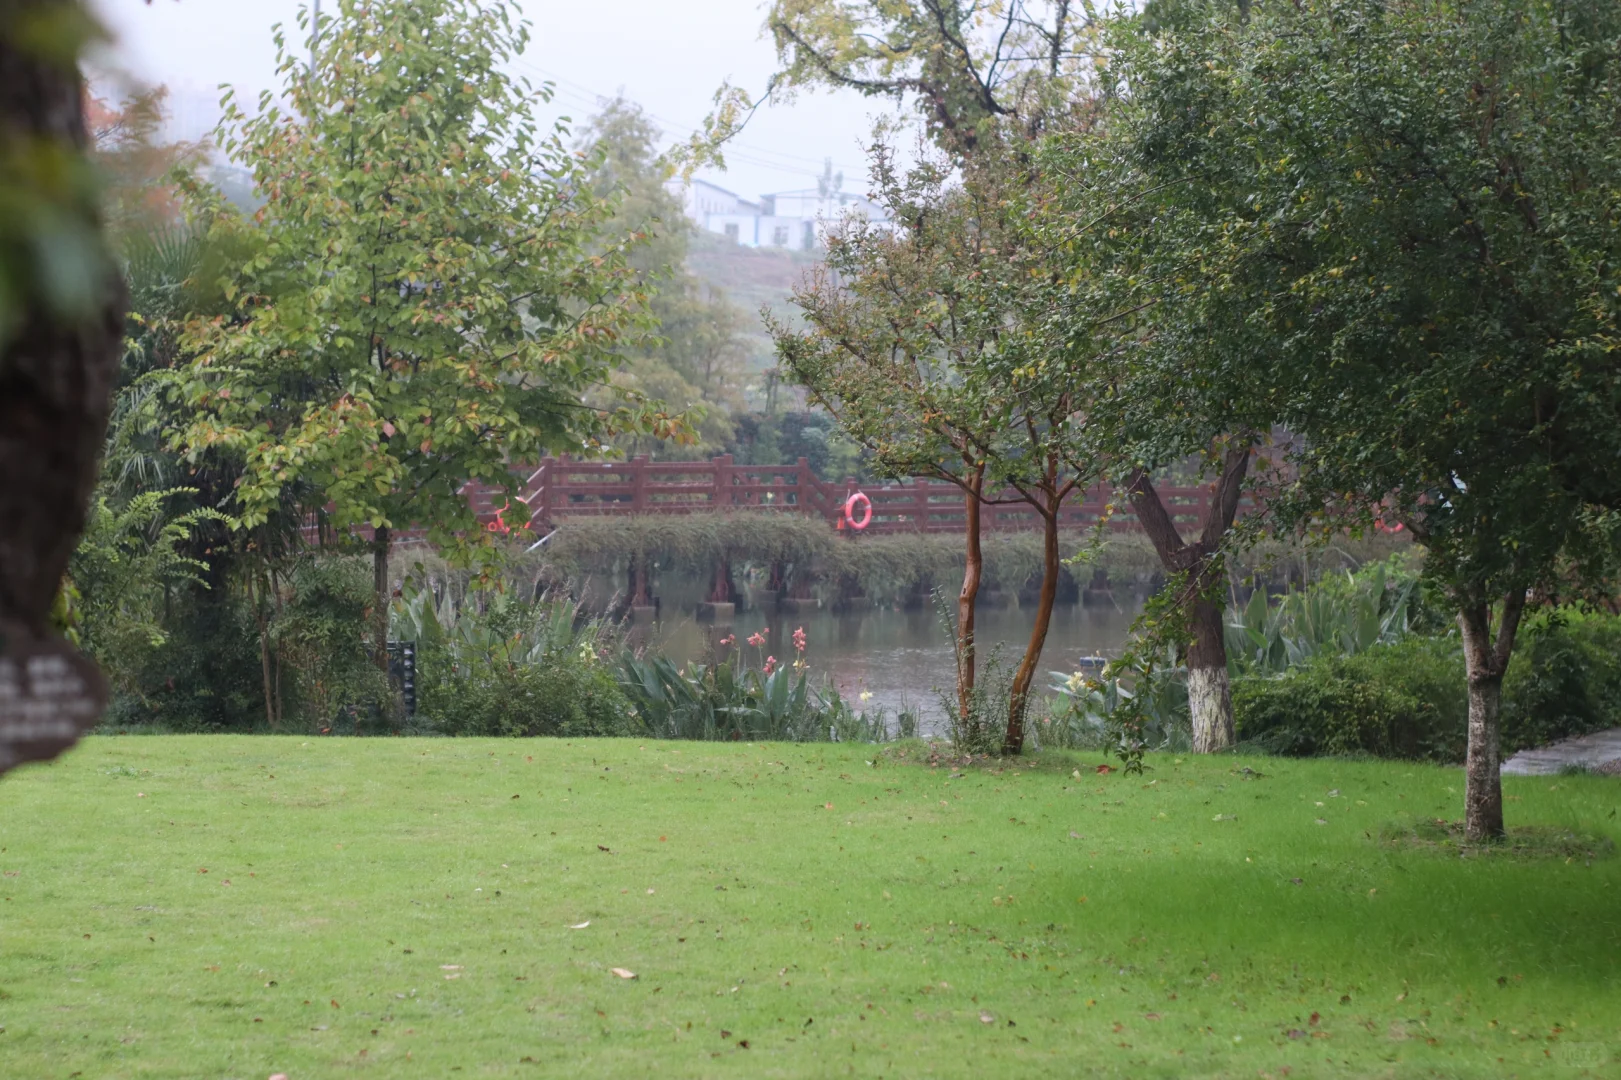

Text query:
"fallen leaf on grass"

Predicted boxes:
[[979, 1011, 995, 1024], [1095, 765, 1114, 774], [570, 922, 590, 929], [611, 968, 637, 980]]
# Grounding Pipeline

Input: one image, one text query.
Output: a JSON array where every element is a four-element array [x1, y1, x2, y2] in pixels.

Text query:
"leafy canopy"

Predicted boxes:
[[1102, 0, 1621, 603], [175, 0, 674, 550]]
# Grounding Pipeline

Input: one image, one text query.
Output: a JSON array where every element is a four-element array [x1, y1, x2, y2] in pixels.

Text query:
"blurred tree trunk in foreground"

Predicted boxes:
[[0, 1, 125, 775]]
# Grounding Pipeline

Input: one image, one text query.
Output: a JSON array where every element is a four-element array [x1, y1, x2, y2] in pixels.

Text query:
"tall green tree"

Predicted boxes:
[[579, 99, 749, 455], [175, 0, 670, 672], [1105, 0, 1621, 836], [776, 141, 1108, 753]]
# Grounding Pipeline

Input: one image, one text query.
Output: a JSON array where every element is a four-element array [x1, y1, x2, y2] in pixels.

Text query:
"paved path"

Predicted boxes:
[[1502, 728, 1621, 776]]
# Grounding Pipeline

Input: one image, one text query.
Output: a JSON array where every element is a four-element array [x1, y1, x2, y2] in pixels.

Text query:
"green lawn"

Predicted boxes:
[[0, 737, 1616, 1078]]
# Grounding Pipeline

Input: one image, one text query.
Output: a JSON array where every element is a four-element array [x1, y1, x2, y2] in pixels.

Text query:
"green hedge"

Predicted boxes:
[[1233, 636, 1466, 761], [1234, 610, 1621, 762], [417, 653, 635, 738], [1502, 609, 1621, 750]]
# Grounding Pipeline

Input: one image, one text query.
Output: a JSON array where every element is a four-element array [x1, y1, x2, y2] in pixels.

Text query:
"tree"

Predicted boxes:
[[697, 0, 1102, 161], [1107, 0, 1621, 835], [175, 0, 672, 675], [775, 141, 1106, 753], [0, 0, 127, 774], [578, 99, 749, 456]]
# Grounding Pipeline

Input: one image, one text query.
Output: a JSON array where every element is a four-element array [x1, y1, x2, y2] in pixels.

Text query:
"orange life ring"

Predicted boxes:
[[843, 492, 873, 531], [488, 500, 512, 535], [1374, 519, 1405, 534]]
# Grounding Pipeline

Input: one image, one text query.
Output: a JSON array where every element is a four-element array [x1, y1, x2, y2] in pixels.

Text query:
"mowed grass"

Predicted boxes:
[[0, 737, 1618, 1079]]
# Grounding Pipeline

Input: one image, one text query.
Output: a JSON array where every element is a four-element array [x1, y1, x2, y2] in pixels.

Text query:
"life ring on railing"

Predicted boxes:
[[1374, 518, 1405, 534], [843, 492, 873, 531], [486, 499, 536, 537]]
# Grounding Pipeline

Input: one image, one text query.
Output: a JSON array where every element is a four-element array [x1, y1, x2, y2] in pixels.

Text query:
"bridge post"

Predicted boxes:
[[626, 555, 656, 623], [714, 454, 734, 510], [697, 556, 737, 621], [630, 455, 649, 513]]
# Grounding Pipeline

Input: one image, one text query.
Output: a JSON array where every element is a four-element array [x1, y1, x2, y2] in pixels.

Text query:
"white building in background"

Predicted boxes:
[[666, 176, 890, 251]]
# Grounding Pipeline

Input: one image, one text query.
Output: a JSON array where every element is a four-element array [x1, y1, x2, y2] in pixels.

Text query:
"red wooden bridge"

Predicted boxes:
[[462, 453, 1226, 536]]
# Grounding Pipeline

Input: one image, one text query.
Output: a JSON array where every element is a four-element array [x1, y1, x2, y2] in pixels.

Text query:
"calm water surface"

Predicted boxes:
[[630, 585, 1142, 732]]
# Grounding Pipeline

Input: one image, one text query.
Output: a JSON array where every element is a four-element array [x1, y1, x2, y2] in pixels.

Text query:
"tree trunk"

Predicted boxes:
[[1185, 586, 1234, 753], [372, 526, 391, 673], [1457, 592, 1526, 841], [1004, 502, 1061, 755], [0, 13, 124, 638], [252, 569, 277, 730], [270, 567, 285, 726], [0, 10, 126, 776], [956, 464, 985, 727], [1123, 441, 1251, 755]]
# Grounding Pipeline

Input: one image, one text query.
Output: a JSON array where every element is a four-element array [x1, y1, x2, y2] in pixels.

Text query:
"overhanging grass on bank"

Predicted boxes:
[[0, 738, 1616, 1078]]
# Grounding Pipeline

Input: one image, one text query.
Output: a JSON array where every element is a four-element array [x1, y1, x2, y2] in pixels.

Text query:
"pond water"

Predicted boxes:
[[627, 583, 1143, 734]]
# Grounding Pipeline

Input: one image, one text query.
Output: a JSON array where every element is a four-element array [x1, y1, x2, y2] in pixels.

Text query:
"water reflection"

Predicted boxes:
[[636, 585, 1142, 732]]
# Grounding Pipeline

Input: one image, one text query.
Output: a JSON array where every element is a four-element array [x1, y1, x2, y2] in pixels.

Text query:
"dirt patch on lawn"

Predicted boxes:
[[1379, 818, 1615, 862]]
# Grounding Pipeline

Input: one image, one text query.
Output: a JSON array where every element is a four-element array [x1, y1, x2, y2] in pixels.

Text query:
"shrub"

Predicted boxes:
[[1502, 609, 1621, 752], [420, 656, 634, 738], [1233, 636, 1466, 761], [398, 584, 634, 738], [274, 557, 394, 731], [1234, 611, 1621, 762], [615, 653, 894, 743]]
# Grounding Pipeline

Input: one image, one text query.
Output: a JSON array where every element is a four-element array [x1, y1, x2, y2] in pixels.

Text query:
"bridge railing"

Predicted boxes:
[[313, 455, 1248, 544], [481, 455, 1248, 537]]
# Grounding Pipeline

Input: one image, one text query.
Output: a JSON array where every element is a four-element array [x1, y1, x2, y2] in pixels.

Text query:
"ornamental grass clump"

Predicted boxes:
[[616, 625, 892, 742]]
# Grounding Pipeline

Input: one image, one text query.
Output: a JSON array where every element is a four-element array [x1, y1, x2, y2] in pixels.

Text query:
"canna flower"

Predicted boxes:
[[858, 690, 873, 704], [719, 634, 735, 647], [747, 632, 765, 648], [792, 626, 807, 653], [763, 655, 778, 675]]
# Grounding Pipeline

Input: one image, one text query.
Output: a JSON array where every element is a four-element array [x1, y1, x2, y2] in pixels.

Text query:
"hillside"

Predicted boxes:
[[686, 230, 821, 373]]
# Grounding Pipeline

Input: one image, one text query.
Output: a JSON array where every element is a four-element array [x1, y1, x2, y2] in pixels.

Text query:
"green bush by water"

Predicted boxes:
[[1233, 636, 1466, 760], [1234, 611, 1621, 761], [395, 583, 634, 738]]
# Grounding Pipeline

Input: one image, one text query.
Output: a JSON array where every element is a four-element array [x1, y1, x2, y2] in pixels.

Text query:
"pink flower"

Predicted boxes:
[[763, 656, 778, 675], [747, 632, 765, 648], [792, 626, 807, 653], [719, 634, 735, 647]]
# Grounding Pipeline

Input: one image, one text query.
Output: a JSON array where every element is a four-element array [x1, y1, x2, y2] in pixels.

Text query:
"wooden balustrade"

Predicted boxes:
[[449, 454, 1244, 537], [306, 454, 1247, 545]]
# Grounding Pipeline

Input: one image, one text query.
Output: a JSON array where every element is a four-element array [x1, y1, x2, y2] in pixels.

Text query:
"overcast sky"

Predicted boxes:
[[89, 0, 907, 200]]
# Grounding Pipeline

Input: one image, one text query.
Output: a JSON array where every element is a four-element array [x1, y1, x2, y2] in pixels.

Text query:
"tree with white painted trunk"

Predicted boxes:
[[1101, 0, 1621, 835], [1121, 441, 1254, 753]]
